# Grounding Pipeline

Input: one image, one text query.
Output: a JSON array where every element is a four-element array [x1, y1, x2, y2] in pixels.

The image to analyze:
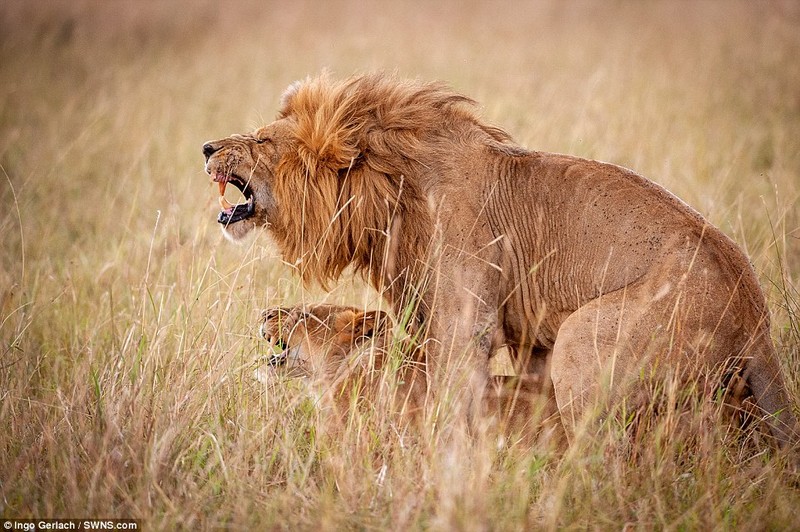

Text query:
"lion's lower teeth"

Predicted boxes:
[[219, 196, 234, 210]]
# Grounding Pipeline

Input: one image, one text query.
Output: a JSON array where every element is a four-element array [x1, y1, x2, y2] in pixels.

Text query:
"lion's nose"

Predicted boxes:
[[202, 142, 220, 159]]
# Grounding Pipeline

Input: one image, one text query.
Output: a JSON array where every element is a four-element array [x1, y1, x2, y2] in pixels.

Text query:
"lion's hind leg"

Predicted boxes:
[[743, 339, 800, 451], [548, 278, 706, 443]]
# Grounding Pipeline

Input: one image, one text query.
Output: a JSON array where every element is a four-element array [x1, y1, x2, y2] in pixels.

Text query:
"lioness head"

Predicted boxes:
[[256, 305, 391, 382]]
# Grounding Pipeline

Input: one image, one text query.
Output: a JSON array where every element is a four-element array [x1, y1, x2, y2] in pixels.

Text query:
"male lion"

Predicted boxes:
[[255, 304, 560, 444], [203, 72, 797, 447]]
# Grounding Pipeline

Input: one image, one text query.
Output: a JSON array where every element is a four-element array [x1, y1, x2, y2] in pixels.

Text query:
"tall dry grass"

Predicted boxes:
[[1, 0, 799, 528]]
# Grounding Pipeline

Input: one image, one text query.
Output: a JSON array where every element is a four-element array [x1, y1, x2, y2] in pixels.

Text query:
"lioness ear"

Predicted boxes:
[[352, 310, 391, 340]]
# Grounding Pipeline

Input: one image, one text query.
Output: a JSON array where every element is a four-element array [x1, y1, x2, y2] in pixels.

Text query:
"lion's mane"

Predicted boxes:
[[270, 73, 513, 293]]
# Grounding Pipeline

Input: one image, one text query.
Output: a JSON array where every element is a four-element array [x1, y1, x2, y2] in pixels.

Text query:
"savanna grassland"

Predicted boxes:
[[2, 0, 800, 529]]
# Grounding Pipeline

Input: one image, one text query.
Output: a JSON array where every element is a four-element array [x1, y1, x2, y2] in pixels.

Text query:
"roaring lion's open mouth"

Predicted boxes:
[[213, 173, 255, 225]]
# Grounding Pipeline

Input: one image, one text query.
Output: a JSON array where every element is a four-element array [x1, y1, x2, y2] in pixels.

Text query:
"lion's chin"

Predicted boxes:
[[220, 219, 258, 243], [219, 218, 276, 246]]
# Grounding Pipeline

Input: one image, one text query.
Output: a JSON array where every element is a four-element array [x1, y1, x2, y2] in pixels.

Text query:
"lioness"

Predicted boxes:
[[255, 304, 560, 444], [204, 72, 796, 447]]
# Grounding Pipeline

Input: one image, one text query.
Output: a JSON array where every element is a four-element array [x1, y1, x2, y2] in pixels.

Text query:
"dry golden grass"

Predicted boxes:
[[1, 0, 799, 529]]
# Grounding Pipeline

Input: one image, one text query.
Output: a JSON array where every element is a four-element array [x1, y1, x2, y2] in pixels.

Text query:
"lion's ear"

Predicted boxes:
[[279, 70, 334, 117], [279, 80, 303, 114]]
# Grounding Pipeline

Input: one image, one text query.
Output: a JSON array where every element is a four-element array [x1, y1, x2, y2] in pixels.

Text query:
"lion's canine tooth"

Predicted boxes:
[[218, 181, 227, 196], [219, 196, 234, 210]]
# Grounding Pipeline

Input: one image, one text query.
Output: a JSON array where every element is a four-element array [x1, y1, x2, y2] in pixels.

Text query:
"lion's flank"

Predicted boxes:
[[270, 72, 514, 296]]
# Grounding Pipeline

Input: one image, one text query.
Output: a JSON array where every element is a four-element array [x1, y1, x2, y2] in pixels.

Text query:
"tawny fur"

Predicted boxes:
[[204, 72, 797, 450], [256, 304, 562, 445]]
